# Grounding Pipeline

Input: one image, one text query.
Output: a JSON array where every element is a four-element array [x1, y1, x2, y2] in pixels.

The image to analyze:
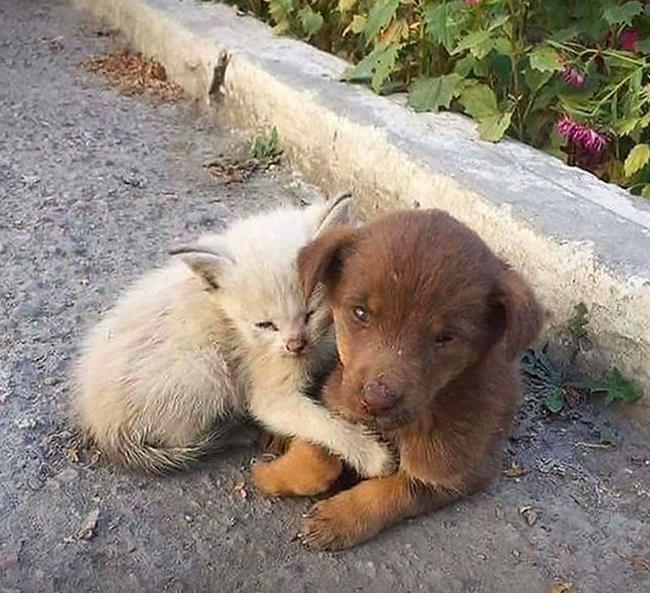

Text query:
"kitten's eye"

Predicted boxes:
[[434, 332, 454, 346], [255, 321, 279, 331], [352, 306, 370, 323], [305, 310, 315, 323]]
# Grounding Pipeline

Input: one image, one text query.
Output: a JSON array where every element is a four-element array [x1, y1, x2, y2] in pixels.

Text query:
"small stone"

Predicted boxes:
[[76, 507, 100, 540], [519, 505, 538, 526], [44, 376, 62, 386], [20, 174, 41, 187], [184, 514, 193, 523], [15, 416, 37, 429], [55, 468, 79, 483], [0, 553, 19, 570]]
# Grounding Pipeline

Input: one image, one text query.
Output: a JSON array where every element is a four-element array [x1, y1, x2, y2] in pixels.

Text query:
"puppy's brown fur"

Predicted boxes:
[[259, 209, 543, 549]]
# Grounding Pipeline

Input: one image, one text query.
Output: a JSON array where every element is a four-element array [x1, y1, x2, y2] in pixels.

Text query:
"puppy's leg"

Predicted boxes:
[[302, 472, 458, 550], [252, 438, 342, 497]]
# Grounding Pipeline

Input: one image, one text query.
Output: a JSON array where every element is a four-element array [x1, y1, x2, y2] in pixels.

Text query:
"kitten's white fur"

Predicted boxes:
[[72, 197, 392, 476]]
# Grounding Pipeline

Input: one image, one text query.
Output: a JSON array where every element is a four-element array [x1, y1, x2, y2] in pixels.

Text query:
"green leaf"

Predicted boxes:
[[342, 44, 399, 92], [408, 74, 463, 112], [453, 54, 477, 77], [524, 67, 554, 92], [458, 83, 499, 119], [338, 0, 357, 13], [364, 0, 399, 42], [549, 26, 580, 43], [348, 14, 367, 34], [487, 14, 510, 32], [637, 38, 650, 53], [624, 144, 650, 177], [298, 6, 323, 38], [529, 46, 562, 72], [616, 118, 642, 136], [642, 184, 650, 199], [250, 127, 282, 159], [478, 111, 513, 142], [452, 30, 492, 58], [422, 0, 464, 53], [604, 1, 643, 26], [267, 0, 294, 33], [592, 367, 643, 405], [491, 35, 512, 55], [544, 388, 565, 414]]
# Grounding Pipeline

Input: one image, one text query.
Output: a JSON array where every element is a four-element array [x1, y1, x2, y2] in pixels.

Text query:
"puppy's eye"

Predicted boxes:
[[305, 310, 315, 323], [434, 332, 454, 346], [352, 306, 370, 323], [255, 321, 279, 331]]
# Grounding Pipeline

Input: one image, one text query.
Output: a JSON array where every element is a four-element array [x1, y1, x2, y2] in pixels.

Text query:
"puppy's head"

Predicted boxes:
[[298, 209, 543, 430]]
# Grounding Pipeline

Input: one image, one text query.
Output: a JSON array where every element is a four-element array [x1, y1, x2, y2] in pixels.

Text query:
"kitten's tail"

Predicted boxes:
[[86, 421, 253, 475]]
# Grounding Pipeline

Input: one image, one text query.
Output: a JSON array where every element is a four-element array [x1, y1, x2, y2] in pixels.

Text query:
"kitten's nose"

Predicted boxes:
[[361, 381, 398, 415], [285, 335, 307, 355]]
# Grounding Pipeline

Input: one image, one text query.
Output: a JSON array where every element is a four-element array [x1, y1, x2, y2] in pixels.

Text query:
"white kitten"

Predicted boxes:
[[72, 195, 393, 477]]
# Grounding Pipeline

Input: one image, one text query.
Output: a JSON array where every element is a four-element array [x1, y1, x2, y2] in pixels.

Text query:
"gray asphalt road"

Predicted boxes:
[[1, 2, 649, 592]]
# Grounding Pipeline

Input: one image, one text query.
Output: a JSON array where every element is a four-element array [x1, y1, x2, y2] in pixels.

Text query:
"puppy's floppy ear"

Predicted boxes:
[[170, 244, 234, 289], [313, 192, 352, 238], [492, 267, 544, 359], [298, 225, 357, 299]]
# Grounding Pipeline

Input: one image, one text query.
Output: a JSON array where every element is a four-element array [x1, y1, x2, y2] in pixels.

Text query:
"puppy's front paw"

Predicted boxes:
[[252, 451, 342, 498], [251, 459, 289, 497], [302, 495, 362, 550]]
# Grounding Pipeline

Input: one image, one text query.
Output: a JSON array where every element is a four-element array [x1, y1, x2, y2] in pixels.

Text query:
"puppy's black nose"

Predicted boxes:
[[361, 381, 398, 415]]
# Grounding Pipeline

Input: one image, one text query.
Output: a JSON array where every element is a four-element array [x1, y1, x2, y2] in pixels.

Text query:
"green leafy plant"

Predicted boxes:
[[250, 126, 283, 159], [222, 0, 650, 199], [588, 366, 643, 404], [521, 301, 643, 414], [521, 346, 575, 413]]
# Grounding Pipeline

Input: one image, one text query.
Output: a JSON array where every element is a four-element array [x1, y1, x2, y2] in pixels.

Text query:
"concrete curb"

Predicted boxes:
[[73, 0, 650, 426]]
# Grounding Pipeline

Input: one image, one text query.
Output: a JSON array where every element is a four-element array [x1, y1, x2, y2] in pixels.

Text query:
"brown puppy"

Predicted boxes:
[[255, 208, 543, 549]]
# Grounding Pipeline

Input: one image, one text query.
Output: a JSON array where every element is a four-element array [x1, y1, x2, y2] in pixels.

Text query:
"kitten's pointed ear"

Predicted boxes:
[[298, 226, 357, 298], [170, 244, 234, 289], [313, 191, 352, 238]]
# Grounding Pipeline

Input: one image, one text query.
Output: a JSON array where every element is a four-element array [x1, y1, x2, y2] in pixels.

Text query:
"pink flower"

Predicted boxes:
[[465, 0, 482, 6], [556, 115, 609, 155], [620, 28, 639, 52], [561, 66, 586, 88]]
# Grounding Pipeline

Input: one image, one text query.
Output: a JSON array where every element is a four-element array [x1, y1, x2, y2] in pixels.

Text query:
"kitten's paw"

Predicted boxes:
[[356, 440, 396, 478]]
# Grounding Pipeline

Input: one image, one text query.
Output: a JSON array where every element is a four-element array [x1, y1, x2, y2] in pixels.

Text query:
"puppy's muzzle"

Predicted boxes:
[[361, 380, 398, 415]]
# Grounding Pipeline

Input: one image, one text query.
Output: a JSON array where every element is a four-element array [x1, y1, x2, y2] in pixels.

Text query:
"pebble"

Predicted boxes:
[[55, 468, 79, 483], [15, 416, 38, 429], [0, 553, 19, 570]]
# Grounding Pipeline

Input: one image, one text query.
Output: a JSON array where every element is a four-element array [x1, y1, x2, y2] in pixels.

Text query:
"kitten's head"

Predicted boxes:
[[172, 194, 351, 358]]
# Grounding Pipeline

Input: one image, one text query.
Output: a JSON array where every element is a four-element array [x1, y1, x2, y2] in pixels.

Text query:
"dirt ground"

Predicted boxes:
[[1, 1, 649, 592]]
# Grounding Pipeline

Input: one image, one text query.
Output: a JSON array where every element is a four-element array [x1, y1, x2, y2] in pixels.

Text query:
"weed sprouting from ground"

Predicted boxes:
[[249, 127, 282, 160], [521, 303, 642, 415]]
